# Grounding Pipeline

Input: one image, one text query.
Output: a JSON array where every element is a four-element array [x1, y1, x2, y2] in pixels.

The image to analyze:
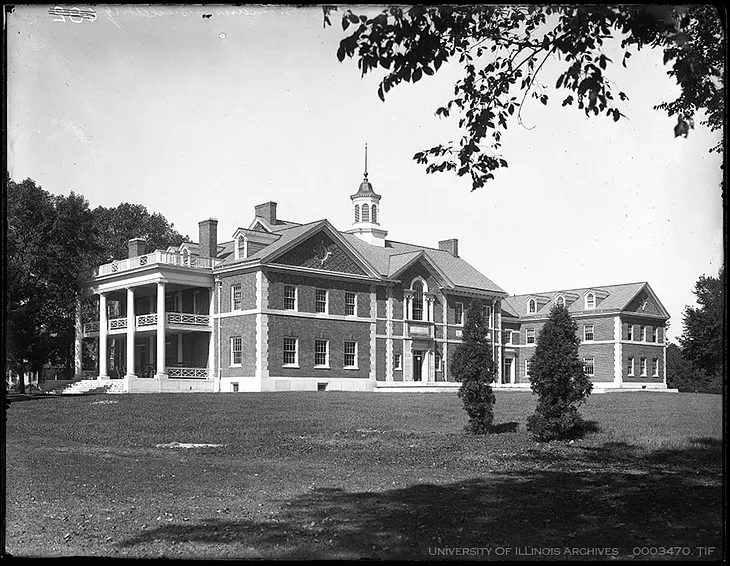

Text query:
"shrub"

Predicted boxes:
[[526, 304, 593, 441], [452, 300, 496, 434]]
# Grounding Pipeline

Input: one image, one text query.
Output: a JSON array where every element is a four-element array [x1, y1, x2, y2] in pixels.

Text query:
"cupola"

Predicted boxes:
[[346, 144, 388, 247]]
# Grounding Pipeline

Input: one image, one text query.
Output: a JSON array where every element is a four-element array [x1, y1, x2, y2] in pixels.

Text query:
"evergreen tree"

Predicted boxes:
[[526, 304, 593, 441], [452, 300, 496, 434]]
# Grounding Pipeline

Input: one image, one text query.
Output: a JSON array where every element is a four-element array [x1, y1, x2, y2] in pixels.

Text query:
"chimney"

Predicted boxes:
[[128, 238, 147, 258], [439, 239, 459, 258], [255, 201, 277, 225], [199, 218, 218, 259]]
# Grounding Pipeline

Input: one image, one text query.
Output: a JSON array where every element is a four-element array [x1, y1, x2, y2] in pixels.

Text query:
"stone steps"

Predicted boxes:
[[55, 379, 127, 395]]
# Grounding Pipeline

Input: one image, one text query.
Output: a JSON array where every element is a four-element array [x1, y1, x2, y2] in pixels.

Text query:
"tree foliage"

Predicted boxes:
[[451, 299, 496, 434], [666, 342, 722, 394], [526, 304, 592, 441], [6, 177, 188, 388], [678, 267, 725, 379], [324, 5, 724, 190]]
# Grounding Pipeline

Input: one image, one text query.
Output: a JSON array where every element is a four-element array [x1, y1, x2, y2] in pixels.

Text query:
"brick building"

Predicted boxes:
[[78, 169, 670, 393]]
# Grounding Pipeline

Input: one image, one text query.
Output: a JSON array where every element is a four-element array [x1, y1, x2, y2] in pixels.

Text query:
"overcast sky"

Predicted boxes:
[[7, 5, 724, 342]]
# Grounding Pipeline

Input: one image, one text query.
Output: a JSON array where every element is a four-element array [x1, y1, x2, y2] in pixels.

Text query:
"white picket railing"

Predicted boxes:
[[96, 251, 219, 276], [84, 312, 211, 334], [167, 367, 209, 379]]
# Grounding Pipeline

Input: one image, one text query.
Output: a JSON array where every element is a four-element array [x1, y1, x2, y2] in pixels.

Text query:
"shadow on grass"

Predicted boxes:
[[117, 440, 723, 560], [5, 393, 65, 404], [489, 421, 519, 434]]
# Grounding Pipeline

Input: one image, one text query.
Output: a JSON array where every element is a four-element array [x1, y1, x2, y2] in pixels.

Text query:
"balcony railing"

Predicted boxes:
[[84, 312, 211, 334], [94, 251, 220, 277], [166, 313, 210, 326]]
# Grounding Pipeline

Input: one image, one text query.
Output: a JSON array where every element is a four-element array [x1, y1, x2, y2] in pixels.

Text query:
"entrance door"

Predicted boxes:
[[413, 351, 423, 382], [503, 358, 513, 384]]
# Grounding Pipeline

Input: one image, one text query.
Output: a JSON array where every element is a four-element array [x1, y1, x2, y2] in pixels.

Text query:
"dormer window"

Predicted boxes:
[[556, 295, 565, 308], [527, 298, 537, 314], [585, 292, 596, 309]]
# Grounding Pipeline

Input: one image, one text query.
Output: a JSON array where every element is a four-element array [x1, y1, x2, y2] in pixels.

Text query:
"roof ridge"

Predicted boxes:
[[509, 281, 647, 297]]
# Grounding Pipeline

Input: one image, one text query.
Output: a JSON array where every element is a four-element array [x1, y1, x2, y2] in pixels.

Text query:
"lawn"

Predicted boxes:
[[4, 391, 724, 560]]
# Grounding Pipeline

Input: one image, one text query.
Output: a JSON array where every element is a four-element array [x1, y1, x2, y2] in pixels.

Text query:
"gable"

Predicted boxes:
[[272, 231, 368, 276], [625, 288, 664, 317], [398, 258, 445, 292]]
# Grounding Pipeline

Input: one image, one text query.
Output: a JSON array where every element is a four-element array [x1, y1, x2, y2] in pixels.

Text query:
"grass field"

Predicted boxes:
[[4, 391, 724, 560]]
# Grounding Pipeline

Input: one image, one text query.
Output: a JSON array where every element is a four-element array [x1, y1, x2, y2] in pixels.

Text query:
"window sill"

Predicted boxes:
[[343, 366, 359, 371], [314, 365, 330, 370], [283, 364, 300, 369], [230, 364, 242, 368]]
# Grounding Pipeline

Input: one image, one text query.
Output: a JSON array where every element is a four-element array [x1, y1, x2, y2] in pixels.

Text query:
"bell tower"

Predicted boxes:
[[347, 144, 388, 247]]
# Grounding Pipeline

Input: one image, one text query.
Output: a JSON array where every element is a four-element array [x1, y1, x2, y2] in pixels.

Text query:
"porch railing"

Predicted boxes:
[[167, 367, 209, 379], [95, 251, 220, 277], [167, 313, 210, 326], [83, 312, 211, 334]]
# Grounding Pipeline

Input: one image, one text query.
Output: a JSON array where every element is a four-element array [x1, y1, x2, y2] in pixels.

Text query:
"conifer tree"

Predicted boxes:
[[452, 300, 496, 434], [526, 304, 593, 441]]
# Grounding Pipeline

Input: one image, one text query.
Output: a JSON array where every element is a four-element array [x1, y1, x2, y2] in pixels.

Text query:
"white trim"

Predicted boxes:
[[585, 292, 596, 310], [455, 302, 464, 326], [283, 336, 299, 367], [345, 290, 357, 317], [314, 339, 330, 369], [315, 288, 328, 314], [343, 340, 358, 369], [230, 336, 243, 366], [283, 284, 298, 311]]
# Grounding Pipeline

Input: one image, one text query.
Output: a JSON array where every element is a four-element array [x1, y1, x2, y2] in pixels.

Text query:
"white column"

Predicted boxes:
[[74, 296, 83, 379], [208, 286, 216, 379], [614, 316, 622, 386], [126, 287, 136, 378], [156, 281, 167, 378], [98, 293, 109, 379]]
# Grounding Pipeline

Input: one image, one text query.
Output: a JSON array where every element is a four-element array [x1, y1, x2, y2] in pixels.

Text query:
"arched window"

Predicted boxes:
[[412, 281, 424, 321], [354, 205, 360, 223], [556, 295, 565, 308], [371, 204, 378, 224], [362, 203, 370, 222], [528, 298, 536, 314], [585, 292, 596, 309]]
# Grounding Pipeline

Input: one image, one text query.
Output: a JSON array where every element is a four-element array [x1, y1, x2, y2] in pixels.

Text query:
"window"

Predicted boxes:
[[354, 205, 360, 223], [345, 292, 356, 316], [556, 295, 565, 308], [483, 305, 493, 327], [344, 341, 357, 368], [627, 324, 633, 341], [314, 339, 329, 368], [232, 382, 239, 392], [231, 336, 242, 366], [361, 203, 370, 222], [455, 302, 464, 325], [435, 353, 442, 372], [193, 290, 201, 314], [652, 327, 658, 343], [231, 284, 242, 311], [284, 285, 297, 311], [652, 358, 659, 377], [394, 353, 402, 370], [640, 325, 647, 342], [640, 357, 647, 377], [315, 289, 328, 314], [525, 359, 532, 377], [283, 337, 298, 366], [526, 328, 536, 344], [585, 292, 596, 309], [583, 324, 594, 342], [583, 357, 595, 377], [627, 357, 635, 376], [505, 330, 513, 345], [412, 281, 424, 321], [528, 298, 537, 314], [166, 292, 181, 313], [371, 205, 378, 223]]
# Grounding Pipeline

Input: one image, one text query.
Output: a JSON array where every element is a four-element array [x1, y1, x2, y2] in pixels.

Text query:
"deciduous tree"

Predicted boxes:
[[324, 5, 724, 190], [451, 299, 496, 434]]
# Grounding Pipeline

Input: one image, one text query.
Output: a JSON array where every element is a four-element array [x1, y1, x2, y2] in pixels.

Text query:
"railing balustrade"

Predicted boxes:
[[96, 251, 219, 276], [167, 367, 209, 379], [167, 313, 210, 326], [108, 317, 127, 330], [136, 314, 158, 327]]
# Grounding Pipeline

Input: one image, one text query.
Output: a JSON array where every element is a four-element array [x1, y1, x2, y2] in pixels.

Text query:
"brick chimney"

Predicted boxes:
[[439, 238, 459, 258], [255, 201, 277, 225], [199, 218, 218, 259], [128, 238, 147, 258]]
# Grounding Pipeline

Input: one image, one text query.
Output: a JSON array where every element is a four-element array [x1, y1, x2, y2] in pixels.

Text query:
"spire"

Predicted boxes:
[[364, 143, 368, 180], [351, 143, 380, 199]]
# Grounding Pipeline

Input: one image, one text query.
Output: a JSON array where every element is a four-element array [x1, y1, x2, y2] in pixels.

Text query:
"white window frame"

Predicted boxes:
[[585, 292, 596, 309], [627, 357, 635, 376], [344, 340, 358, 369], [527, 298, 537, 314], [394, 353, 402, 370], [640, 357, 647, 377], [505, 330, 513, 345], [231, 284, 242, 311], [315, 289, 328, 314], [583, 357, 595, 377], [314, 339, 329, 368], [283, 337, 299, 367], [345, 291, 357, 316], [525, 359, 532, 378], [652, 327, 658, 343], [583, 324, 594, 342], [652, 358, 659, 377], [482, 305, 493, 328], [230, 336, 242, 366], [556, 295, 565, 308], [627, 324, 633, 341], [640, 325, 647, 342], [435, 353, 442, 372], [526, 328, 536, 344], [455, 302, 464, 325], [284, 285, 297, 311]]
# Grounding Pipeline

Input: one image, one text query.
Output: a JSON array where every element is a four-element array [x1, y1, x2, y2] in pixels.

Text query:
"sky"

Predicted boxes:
[[7, 5, 724, 343]]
